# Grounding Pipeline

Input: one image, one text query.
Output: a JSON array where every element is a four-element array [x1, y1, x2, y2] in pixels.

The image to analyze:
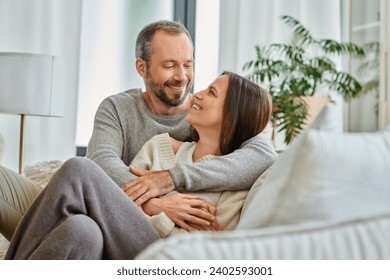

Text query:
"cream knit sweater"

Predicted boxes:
[[130, 133, 248, 238]]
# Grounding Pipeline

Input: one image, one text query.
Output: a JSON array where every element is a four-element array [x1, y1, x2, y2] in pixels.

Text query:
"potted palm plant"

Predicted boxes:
[[243, 15, 366, 145]]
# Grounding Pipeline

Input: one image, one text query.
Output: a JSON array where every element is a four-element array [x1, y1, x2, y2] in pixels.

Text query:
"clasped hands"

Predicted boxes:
[[121, 166, 221, 232]]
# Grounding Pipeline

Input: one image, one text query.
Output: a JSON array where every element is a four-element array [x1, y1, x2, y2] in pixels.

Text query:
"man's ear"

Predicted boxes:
[[136, 58, 147, 77]]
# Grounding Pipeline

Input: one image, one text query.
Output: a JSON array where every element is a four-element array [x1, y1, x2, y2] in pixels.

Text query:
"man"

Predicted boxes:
[[86, 20, 277, 228]]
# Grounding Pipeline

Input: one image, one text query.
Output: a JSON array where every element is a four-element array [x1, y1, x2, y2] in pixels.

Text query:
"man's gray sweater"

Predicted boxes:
[[86, 89, 278, 192]]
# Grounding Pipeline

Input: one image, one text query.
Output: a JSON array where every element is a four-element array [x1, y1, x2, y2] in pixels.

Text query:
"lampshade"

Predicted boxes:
[[0, 52, 64, 117], [0, 52, 65, 173]]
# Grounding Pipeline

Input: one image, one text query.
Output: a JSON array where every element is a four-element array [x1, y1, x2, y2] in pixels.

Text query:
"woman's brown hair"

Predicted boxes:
[[191, 71, 272, 155], [219, 71, 272, 154]]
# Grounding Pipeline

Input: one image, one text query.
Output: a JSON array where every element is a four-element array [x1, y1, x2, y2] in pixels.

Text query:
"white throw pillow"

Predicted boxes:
[[238, 127, 390, 230]]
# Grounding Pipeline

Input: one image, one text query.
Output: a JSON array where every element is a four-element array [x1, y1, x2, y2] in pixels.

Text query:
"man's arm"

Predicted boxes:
[[171, 134, 278, 192], [86, 97, 137, 186], [126, 134, 278, 204]]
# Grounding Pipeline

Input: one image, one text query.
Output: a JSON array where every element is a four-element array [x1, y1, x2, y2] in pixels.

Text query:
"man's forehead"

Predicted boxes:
[[150, 34, 193, 61], [151, 30, 192, 50]]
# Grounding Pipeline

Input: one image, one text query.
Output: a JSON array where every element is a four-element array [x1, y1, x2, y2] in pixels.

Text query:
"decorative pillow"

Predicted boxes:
[[0, 233, 9, 260], [0, 165, 43, 241], [0, 133, 4, 164], [0, 158, 62, 258], [23, 160, 63, 188], [237, 127, 390, 230]]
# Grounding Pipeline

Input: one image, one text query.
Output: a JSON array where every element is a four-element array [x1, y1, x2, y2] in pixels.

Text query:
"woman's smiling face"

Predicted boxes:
[[185, 75, 229, 132]]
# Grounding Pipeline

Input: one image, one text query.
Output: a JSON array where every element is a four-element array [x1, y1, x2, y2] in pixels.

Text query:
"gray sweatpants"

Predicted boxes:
[[5, 157, 159, 259]]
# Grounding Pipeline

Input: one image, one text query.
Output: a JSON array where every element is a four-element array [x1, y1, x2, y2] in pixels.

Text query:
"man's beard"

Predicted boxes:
[[145, 71, 191, 107]]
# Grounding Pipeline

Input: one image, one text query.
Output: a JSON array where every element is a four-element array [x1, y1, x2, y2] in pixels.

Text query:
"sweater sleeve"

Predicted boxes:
[[130, 135, 180, 238], [130, 133, 176, 171], [169, 133, 278, 192], [86, 97, 137, 187], [148, 212, 176, 238]]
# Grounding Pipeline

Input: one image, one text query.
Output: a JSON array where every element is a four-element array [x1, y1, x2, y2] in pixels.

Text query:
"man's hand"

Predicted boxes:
[[142, 193, 220, 231], [122, 166, 175, 205]]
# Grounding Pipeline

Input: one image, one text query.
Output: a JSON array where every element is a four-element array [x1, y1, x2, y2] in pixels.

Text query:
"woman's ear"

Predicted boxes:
[[136, 58, 147, 77]]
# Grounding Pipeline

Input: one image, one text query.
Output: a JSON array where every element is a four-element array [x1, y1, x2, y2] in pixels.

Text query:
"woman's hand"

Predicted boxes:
[[186, 220, 222, 231], [142, 193, 219, 231]]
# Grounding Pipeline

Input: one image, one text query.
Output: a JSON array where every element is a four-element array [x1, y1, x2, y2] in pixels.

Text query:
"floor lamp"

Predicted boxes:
[[0, 52, 64, 174]]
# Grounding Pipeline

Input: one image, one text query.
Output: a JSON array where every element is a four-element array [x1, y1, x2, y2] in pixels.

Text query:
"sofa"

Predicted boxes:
[[135, 105, 390, 259], [1, 104, 390, 259]]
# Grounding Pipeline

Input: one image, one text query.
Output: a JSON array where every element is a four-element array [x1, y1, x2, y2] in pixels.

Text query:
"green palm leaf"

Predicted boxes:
[[243, 15, 366, 144]]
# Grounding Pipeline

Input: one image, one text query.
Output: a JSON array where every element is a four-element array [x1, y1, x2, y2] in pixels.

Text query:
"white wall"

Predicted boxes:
[[0, 0, 82, 171], [76, 0, 173, 147]]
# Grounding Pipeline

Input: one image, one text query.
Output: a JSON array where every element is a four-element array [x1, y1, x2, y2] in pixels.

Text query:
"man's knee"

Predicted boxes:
[[66, 215, 103, 243], [56, 215, 104, 259], [60, 157, 97, 176]]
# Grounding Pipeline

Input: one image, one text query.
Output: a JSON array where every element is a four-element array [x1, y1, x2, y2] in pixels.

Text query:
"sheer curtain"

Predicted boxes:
[[0, 0, 82, 171], [218, 0, 343, 148], [76, 0, 173, 147], [343, 0, 389, 132], [219, 0, 342, 72]]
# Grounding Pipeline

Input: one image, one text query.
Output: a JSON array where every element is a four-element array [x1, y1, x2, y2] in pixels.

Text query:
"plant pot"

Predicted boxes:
[[301, 96, 330, 129], [270, 96, 330, 149]]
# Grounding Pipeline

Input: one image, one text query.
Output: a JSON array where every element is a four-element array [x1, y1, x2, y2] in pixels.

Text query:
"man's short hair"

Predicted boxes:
[[135, 20, 193, 66]]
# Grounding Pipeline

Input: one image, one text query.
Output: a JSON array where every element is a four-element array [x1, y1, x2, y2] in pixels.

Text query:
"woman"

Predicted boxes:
[[5, 71, 272, 259], [126, 71, 272, 237]]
